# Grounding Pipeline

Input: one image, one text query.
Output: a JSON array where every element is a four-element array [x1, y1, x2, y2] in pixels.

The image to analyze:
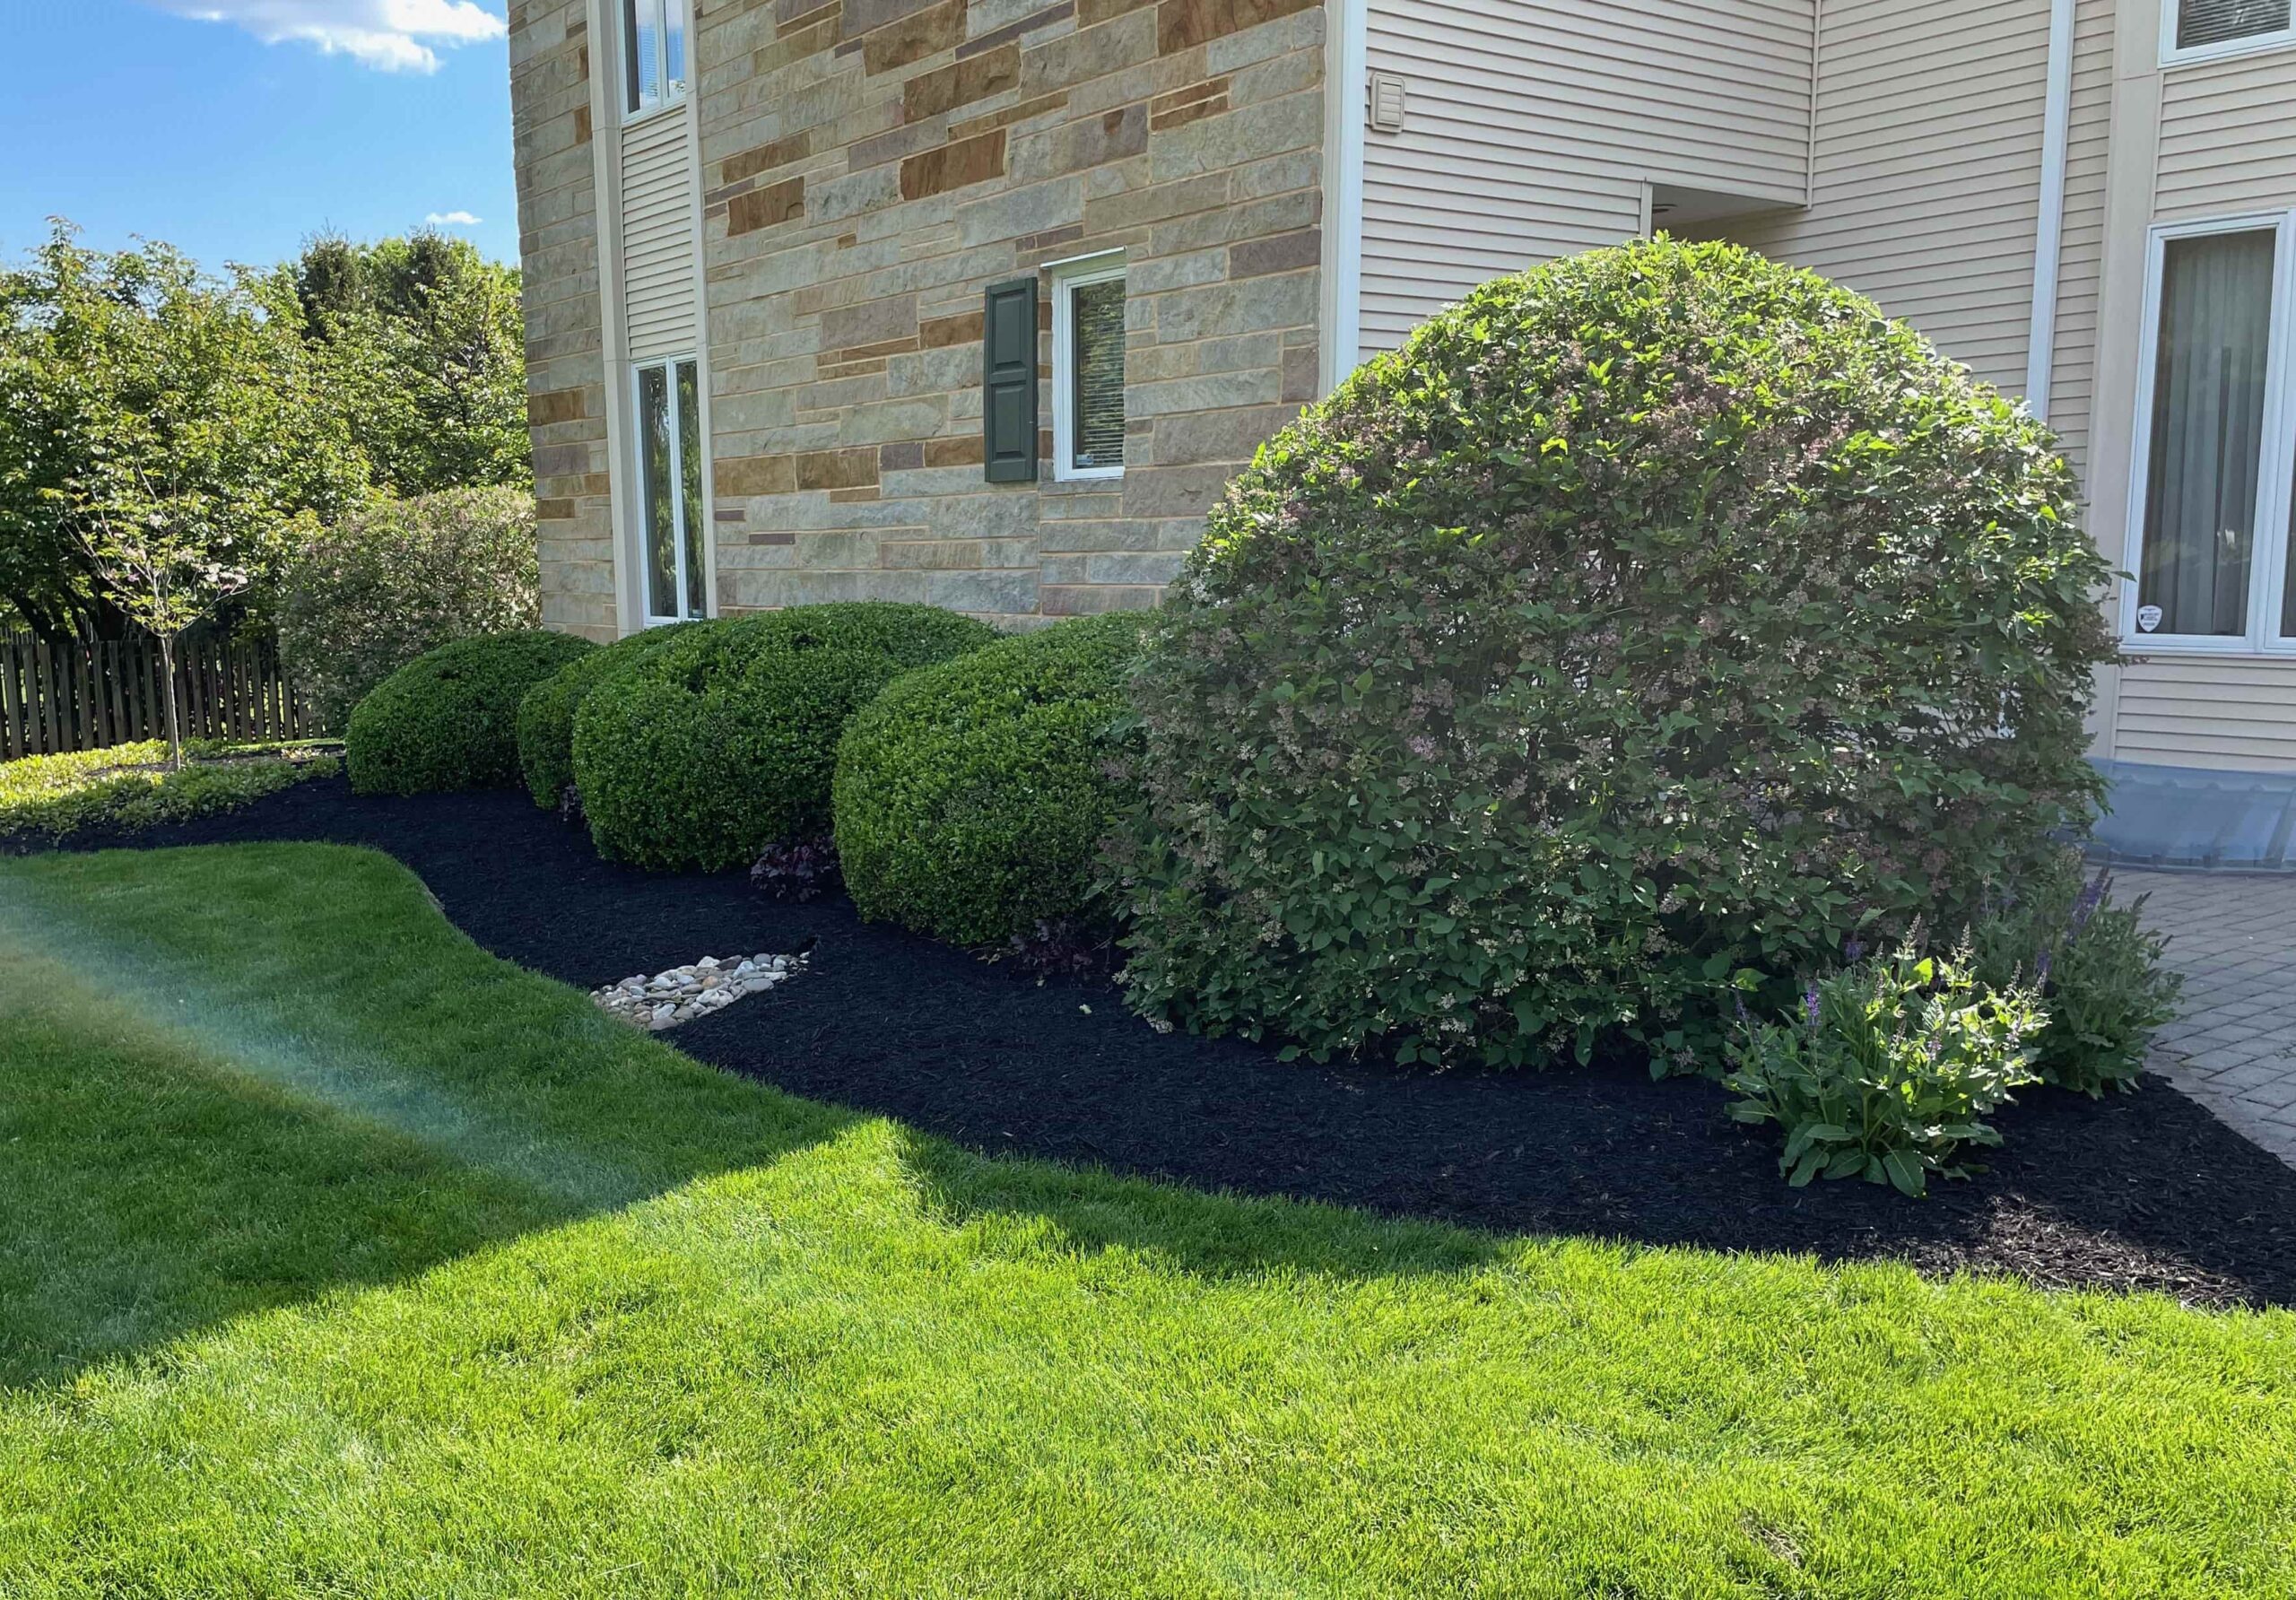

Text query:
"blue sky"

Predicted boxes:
[[3, 1, 519, 274]]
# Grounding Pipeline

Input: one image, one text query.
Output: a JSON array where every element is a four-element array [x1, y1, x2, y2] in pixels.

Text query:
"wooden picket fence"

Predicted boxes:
[[0, 630, 318, 761]]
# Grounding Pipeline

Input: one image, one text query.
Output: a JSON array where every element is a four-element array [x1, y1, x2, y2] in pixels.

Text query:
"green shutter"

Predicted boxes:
[[982, 276, 1039, 483]]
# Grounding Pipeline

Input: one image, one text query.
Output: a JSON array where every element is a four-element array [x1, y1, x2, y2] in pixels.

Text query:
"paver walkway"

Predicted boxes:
[[2119, 868, 2296, 1167]]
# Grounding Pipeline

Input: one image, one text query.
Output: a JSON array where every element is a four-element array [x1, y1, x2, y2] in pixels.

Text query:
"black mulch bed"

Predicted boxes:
[[28, 775, 2296, 1310]]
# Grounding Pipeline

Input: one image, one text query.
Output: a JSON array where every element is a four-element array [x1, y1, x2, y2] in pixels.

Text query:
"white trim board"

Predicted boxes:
[[1318, 0, 1366, 394]]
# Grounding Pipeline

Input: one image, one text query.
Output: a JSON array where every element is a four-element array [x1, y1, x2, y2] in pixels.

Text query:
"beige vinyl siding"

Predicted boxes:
[[2045, 0, 2118, 485], [1358, 0, 1815, 353], [1720, 0, 2055, 394], [2154, 48, 2296, 220], [621, 110, 699, 362], [2115, 658, 2296, 770]]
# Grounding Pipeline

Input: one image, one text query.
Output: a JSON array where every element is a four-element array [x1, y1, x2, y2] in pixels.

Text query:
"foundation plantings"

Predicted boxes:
[[571, 603, 993, 872], [1117, 238, 2118, 1073], [347, 630, 595, 796], [834, 612, 1149, 951], [515, 620, 702, 812]]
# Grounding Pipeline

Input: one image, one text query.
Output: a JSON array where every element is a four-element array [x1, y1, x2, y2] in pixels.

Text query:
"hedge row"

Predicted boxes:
[[343, 601, 1136, 942]]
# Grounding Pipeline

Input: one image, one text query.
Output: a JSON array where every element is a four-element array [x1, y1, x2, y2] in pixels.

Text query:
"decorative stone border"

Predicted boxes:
[[591, 952, 805, 1030]]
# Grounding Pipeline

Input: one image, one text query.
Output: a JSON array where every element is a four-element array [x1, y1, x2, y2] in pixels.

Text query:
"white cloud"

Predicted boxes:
[[153, 0, 505, 74], [425, 210, 483, 226]]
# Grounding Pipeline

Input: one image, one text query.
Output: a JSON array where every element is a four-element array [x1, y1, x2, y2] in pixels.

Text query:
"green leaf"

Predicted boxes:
[[1883, 1148, 1927, 1197]]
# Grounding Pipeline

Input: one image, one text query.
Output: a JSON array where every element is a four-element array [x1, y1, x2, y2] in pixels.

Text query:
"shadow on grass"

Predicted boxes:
[[0, 844, 859, 1391], [888, 1124, 1512, 1286]]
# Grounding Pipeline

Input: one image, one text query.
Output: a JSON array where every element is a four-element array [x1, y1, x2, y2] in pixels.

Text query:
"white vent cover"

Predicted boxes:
[[1369, 72, 1407, 135]]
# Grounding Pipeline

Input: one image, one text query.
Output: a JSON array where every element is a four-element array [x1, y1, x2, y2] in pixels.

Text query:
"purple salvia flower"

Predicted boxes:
[[2069, 868, 2109, 938], [1802, 982, 1822, 1030], [1842, 936, 1866, 964], [2033, 947, 2053, 987], [1925, 1033, 1942, 1061]]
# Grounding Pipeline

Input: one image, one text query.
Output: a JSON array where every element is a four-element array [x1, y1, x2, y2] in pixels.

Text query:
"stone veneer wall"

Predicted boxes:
[[509, 0, 620, 640], [695, 0, 1326, 623]]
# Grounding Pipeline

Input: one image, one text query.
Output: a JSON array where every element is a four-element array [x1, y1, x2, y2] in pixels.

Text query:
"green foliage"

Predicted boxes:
[[1118, 237, 2118, 1072], [346, 630, 594, 796], [573, 604, 995, 872], [279, 488, 540, 731], [835, 612, 1149, 948], [1972, 856, 2184, 1097], [1724, 947, 2046, 1197], [269, 230, 531, 497], [1, 222, 528, 643], [0, 740, 338, 845], [515, 622, 699, 810], [0, 221, 366, 642]]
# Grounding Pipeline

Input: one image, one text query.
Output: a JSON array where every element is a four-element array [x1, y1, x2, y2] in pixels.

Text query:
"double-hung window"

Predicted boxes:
[[635, 356, 708, 624], [2126, 214, 2296, 654], [1050, 253, 1126, 481], [621, 0, 689, 118], [2163, 0, 2295, 64]]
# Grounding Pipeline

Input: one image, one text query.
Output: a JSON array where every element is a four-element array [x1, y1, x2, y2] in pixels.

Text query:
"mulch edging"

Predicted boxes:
[[30, 775, 2296, 1310]]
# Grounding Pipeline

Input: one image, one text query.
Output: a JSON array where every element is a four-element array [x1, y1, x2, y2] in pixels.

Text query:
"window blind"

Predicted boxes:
[[2179, 0, 2291, 49], [1070, 277, 1126, 472]]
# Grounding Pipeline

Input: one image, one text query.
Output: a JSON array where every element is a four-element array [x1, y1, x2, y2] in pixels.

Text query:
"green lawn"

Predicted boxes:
[[2, 844, 2292, 1597]]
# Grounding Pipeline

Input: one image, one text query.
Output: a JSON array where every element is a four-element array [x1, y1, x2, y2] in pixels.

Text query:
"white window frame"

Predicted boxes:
[[631, 353, 712, 627], [1048, 250, 1127, 483], [619, 0, 689, 125], [2160, 0, 2296, 67], [2120, 210, 2296, 656]]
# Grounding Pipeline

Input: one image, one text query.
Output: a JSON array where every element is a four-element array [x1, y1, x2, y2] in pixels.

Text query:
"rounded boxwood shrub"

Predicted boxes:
[[573, 602, 996, 871], [1117, 237, 2118, 1072], [516, 621, 701, 809], [834, 610, 1150, 949], [346, 630, 596, 796]]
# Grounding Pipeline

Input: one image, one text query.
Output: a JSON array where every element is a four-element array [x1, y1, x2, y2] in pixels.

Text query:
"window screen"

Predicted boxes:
[[1067, 274, 1126, 473], [2178, 0, 2292, 50]]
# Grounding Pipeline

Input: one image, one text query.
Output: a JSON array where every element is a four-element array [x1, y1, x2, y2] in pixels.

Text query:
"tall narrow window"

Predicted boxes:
[[622, 0, 688, 117], [2136, 229, 2275, 639], [1051, 255, 1126, 480], [636, 356, 708, 622]]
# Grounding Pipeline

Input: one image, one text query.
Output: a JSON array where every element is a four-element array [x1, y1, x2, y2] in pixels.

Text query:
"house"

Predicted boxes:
[[507, 0, 2296, 855]]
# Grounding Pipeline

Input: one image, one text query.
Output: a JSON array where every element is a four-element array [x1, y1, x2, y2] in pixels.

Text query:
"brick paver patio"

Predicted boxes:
[[2118, 868, 2296, 1167]]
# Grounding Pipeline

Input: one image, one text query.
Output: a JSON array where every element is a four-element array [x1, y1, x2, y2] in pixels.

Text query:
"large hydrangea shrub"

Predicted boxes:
[[1115, 238, 2118, 1071]]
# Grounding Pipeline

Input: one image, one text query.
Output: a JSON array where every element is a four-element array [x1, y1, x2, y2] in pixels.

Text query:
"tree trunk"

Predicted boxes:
[[158, 633, 185, 772]]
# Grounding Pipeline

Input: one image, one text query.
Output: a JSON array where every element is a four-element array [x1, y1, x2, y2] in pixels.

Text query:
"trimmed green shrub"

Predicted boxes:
[[279, 488, 540, 731], [835, 611, 1149, 949], [1972, 854, 2184, 1097], [1118, 237, 2118, 1071], [346, 630, 594, 795], [516, 622, 700, 810], [1725, 946, 2044, 1197], [573, 603, 995, 871]]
